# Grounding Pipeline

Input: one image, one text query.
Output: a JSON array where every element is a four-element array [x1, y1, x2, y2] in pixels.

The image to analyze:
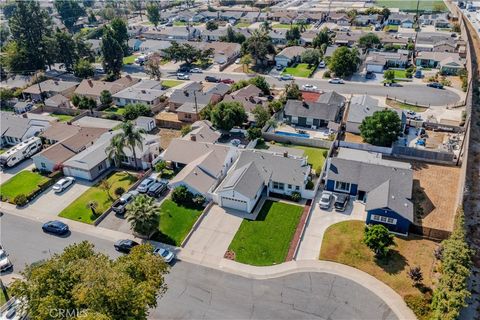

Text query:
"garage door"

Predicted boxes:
[[221, 196, 248, 212]]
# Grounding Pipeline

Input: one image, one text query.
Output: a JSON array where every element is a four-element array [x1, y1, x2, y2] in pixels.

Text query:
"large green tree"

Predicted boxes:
[[54, 0, 85, 31], [312, 27, 330, 49], [285, 81, 302, 100], [10, 241, 168, 320], [358, 33, 381, 50], [252, 105, 270, 128], [110, 17, 129, 55], [55, 30, 77, 71], [301, 49, 321, 66], [328, 46, 360, 77], [117, 121, 145, 169], [210, 101, 248, 131], [126, 194, 160, 237], [363, 224, 395, 259], [7, 1, 53, 73], [74, 58, 95, 78], [359, 109, 402, 147], [146, 3, 160, 27], [249, 76, 270, 95], [101, 27, 123, 80], [219, 26, 246, 44], [242, 29, 274, 66]]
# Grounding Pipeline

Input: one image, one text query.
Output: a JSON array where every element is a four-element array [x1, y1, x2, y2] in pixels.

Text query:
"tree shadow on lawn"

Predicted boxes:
[[374, 249, 407, 275], [152, 232, 177, 246]]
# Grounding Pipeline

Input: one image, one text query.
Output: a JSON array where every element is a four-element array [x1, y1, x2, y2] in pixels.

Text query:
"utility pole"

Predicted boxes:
[[193, 90, 198, 115], [0, 278, 9, 302]]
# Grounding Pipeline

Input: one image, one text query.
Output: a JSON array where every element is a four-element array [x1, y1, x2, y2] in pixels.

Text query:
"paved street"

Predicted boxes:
[[123, 65, 462, 106], [0, 212, 397, 320]]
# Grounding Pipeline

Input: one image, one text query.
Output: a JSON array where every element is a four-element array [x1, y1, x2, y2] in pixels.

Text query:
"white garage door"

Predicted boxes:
[[366, 64, 384, 73], [221, 196, 248, 212]]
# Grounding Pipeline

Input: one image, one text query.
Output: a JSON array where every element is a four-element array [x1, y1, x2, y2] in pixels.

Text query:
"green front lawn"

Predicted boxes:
[[282, 63, 315, 78], [376, 0, 447, 12], [235, 22, 251, 28], [228, 200, 304, 266], [392, 69, 407, 79], [386, 98, 428, 113], [384, 25, 399, 32], [162, 79, 183, 89], [52, 113, 75, 122], [272, 23, 311, 29], [104, 106, 126, 115], [59, 172, 137, 224], [154, 199, 203, 246], [0, 171, 50, 202], [123, 55, 137, 65]]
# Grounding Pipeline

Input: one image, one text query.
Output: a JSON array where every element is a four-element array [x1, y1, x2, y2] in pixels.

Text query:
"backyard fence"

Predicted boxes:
[[262, 132, 333, 149], [391, 145, 455, 164]]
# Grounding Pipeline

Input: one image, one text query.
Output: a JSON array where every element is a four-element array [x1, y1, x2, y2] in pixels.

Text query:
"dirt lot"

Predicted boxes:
[[344, 132, 364, 143], [159, 128, 181, 150], [411, 161, 460, 232]]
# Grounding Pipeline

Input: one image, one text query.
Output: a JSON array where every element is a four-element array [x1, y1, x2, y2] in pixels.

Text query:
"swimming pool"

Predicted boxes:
[[275, 130, 310, 139]]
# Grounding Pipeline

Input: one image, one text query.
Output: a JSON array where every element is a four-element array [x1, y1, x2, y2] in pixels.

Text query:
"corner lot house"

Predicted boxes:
[[284, 91, 345, 128], [22, 79, 79, 101], [0, 112, 50, 147], [387, 13, 415, 28], [275, 46, 306, 68], [214, 149, 311, 212], [365, 51, 409, 73], [415, 51, 465, 75], [325, 148, 413, 234], [74, 76, 140, 103]]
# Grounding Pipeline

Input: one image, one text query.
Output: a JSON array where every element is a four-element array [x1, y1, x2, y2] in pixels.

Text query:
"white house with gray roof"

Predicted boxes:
[[0, 112, 50, 147], [214, 149, 311, 212], [325, 148, 413, 234], [113, 80, 166, 107]]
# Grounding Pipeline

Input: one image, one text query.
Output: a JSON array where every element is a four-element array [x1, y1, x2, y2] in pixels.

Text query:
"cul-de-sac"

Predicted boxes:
[[0, 0, 479, 319]]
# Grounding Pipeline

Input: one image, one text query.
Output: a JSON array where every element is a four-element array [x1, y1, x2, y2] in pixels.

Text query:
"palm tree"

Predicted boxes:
[[106, 134, 126, 168], [125, 194, 160, 238], [118, 121, 145, 170], [261, 20, 271, 32], [240, 54, 253, 73]]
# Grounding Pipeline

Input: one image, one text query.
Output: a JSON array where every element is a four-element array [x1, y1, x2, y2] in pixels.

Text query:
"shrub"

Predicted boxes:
[[154, 160, 167, 172], [405, 294, 432, 320], [192, 194, 206, 207], [14, 194, 28, 206], [306, 180, 314, 190], [322, 150, 328, 158], [315, 165, 323, 176], [323, 70, 331, 78], [171, 186, 193, 205], [115, 187, 125, 197], [160, 169, 175, 179], [407, 266, 423, 285], [291, 191, 301, 202]]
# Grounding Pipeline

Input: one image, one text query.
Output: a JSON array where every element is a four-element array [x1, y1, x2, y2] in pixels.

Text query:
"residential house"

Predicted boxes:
[[222, 84, 267, 122], [0, 112, 50, 147], [183, 120, 221, 144], [214, 149, 311, 212], [387, 13, 415, 28], [135, 116, 156, 132], [327, 12, 351, 26], [44, 94, 71, 109], [269, 11, 297, 24], [33, 127, 107, 172], [13, 101, 34, 114], [86, 39, 101, 55], [113, 80, 165, 107], [201, 27, 228, 42], [284, 91, 345, 128], [269, 29, 288, 45], [325, 148, 413, 234], [415, 32, 455, 51], [353, 14, 383, 27], [432, 40, 457, 53], [378, 33, 410, 47], [22, 79, 79, 101], [346, 95, 406, 134], [419, 13, 451, 28], [365, 51, 409, 73], [275, 46, 306, 68], [194, 42, 241, 66], [160, 138, 238, 198], [129, 39, 171, 53], [304, 12, 325, 23], [62, 131, 161, 181], [72, 116, 122, 130], [74, 76, 140, 103], [141, 26, 201, 41], [334, 31, 364, 46], [40, 122, 81, 145], [242, 11, 261, 23], [415, 51, 465, 74], [300, 30, 318, 45]]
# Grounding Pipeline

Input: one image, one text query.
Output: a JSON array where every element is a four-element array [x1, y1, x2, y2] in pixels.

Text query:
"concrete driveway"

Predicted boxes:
[[26, 179, 94, 216], [182, 205, 243, 262], [296, 192, 366, 261]]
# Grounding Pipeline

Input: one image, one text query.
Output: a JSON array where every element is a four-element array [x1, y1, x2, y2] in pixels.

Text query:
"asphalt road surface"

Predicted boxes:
[[0, 214, 397, 320], [123, 64, 462, 107]]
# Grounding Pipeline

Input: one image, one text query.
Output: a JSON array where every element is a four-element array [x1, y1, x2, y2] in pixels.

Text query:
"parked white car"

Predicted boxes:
[[137, 177, 155, 193], [0, 249, 12, 272], [52, 177, 75, 193], [153, 247, 175, 263], [318, 61, 326, 68], [176, 73, 190, 80], [318, 191, 333, 210], [328, 78, 344, 84], [301, 84, 318, 92], [280, 74, 294, 81], [190, 67, 203, 73]]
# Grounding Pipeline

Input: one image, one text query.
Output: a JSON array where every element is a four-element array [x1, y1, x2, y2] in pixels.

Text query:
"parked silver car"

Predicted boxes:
[[318, 191, 333, 210]]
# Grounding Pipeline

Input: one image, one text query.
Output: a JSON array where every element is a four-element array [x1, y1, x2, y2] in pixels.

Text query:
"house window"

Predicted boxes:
[[41, 163, 46, 168], [288, 184, 292, 189], [334, 181, 351, 193], [291, 116, 298, 124], [272, 181, 285, 190], [306, 118, 313, 126], [295, 186, 300, 191], [371, 214, 397, 225], [98, 164, 103, 170]]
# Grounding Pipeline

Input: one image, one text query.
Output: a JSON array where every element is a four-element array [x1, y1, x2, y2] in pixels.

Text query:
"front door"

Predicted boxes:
[[357, 191, 366, 202]]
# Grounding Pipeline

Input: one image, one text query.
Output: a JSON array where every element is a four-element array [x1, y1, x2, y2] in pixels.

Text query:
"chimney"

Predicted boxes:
[[126, 75, 132, 81], [190, 134, 196, 141], [87, 79, 93, 87], [283, 151, 288, 157]]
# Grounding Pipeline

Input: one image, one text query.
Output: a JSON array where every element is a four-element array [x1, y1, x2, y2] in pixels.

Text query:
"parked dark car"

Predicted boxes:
[[205, 76, 220, 83], [177, 65, 190, 73], [334, 194, 350, 212], [147, 181, 168, 198], [427, 82, 444, 89], [42, 220, 69, 235], [365, 71, 375, 79], [114, 239, 139, 253], [414, 70, 423, 78]]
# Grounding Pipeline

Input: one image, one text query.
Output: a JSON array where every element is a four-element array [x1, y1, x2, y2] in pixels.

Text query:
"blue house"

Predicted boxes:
[[325, 148, 414, 234]]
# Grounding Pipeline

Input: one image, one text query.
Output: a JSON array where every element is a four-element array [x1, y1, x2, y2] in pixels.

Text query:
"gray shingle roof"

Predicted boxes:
[[216, 161, 265, 199]]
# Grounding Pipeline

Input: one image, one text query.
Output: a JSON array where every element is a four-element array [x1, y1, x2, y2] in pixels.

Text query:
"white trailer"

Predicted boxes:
[[0, 137, 42, 167]]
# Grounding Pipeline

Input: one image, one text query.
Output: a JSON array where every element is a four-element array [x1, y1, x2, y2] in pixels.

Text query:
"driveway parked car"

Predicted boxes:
[[112, 190, 138, 215], [52, 177, 75, 193], [176, 73, 189, 80], [301, 84, 318, 92], [153, 247, 175, 263], [137, 177, 155, 193], [280, 74, 293, 81], [114, 239, 139, 253], [221, 78, 235, 84], [319, 191, 333, 210], [427, 82, 444, 89], [318, 61, 326, 68], [0, 249, 12, 272], [205, 76, 220, 83], [42, 220, 69, 236], [334, 194, 350, 212], [329, 78, 344, 84], [147, 181, 168, 198], [190, 67, 203, 73]]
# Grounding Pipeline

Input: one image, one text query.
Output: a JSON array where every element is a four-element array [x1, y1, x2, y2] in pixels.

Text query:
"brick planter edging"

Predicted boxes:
[[286, 199, 312, 262], [180, 201, 213, 248]]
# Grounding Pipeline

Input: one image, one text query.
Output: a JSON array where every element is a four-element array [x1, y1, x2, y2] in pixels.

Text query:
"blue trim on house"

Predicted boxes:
[[366, 208, 410, 234], [325, 179, 358, 196]]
